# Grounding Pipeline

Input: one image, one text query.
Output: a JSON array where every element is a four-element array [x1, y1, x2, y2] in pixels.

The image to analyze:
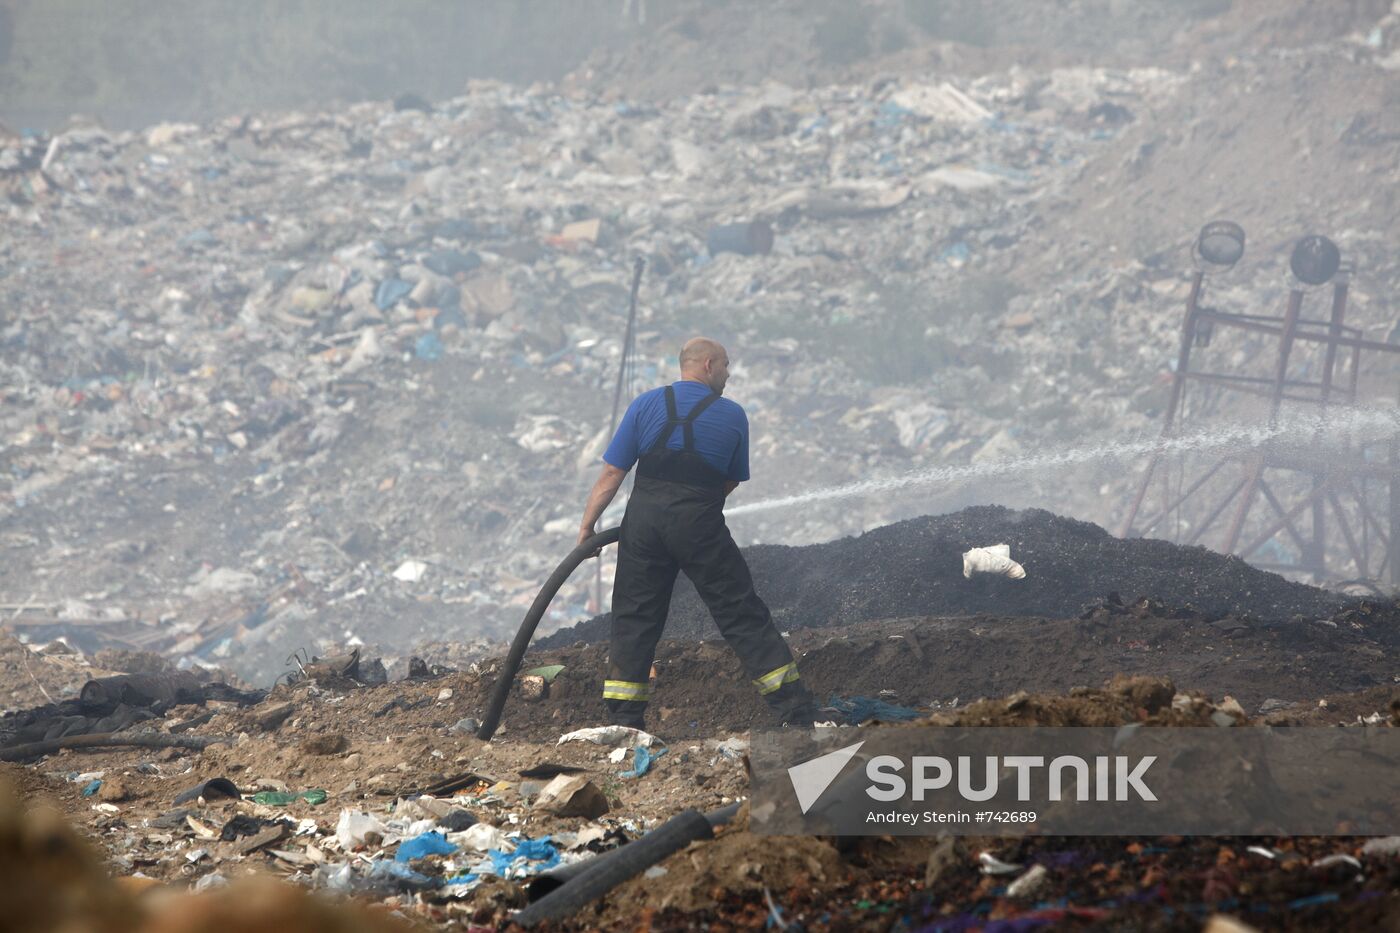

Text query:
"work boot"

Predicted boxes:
[[604, 695, 648, 731], [608, 713, 647, 731], [777, 702, 819, 728], [769, 681, 819, 728]]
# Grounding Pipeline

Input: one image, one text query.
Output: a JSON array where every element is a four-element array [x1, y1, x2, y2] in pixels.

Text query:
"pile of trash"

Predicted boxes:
[[0, 669, 762, 928], [0, 633, 129, 711], [2, 669, 1396, 931], [0, 669, 262, 753], [4, 4, 1399, 688]]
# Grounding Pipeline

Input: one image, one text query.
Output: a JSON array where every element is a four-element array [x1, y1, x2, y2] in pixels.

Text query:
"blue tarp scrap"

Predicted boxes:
[[374, 277, 413, 310], [81, 779, 102, 797], [414, 331, 444, 361], [448, 836, 560, 886], [423, 248, 481, 277], [499, 837, 561, 874], [827, 695, 920, 725], [396, 830, 458, 863], [364, 859, 443, 892], [621, 744, 667, 778]]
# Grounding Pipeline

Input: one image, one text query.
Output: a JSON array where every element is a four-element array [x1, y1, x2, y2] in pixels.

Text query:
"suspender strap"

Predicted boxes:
[[681, 392, 719, 451], [649, 386, 720, 453]]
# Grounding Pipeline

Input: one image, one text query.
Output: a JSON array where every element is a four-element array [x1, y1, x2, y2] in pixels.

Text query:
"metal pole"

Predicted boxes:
[[596, 258, 646, 612], [1319, 279, 1348, 403], [1190, 308, 1399, 357], [1237, 477, 1333, 560], [1309, 279, 1349, 580], [1134, 458, 1228, 537], [1164, 270, 1206, 430], [1184, 475, 1250, 546], [1223, 287, 1303, 554], [1325, 490, 1366, 578], [1120, 270, 1204, 537], [1392, 385, 1400, 585]]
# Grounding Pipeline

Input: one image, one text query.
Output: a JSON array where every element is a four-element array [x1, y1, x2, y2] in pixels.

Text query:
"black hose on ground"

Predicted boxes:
[[0, 732, 229, 762], [477, 526, 621, 741], [525, 801, 741, 903], [514, 805, 729, 926]]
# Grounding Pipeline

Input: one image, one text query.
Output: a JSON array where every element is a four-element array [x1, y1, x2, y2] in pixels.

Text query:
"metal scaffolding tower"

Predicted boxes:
[[1120, 225, 1400, 584]]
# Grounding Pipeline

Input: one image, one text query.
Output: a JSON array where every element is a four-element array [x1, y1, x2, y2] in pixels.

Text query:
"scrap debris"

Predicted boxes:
[[3, 0, 1400, 929], [4, 0, 1397, 691]]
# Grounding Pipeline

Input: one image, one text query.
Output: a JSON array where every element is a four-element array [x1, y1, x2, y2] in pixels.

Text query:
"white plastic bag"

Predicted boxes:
[[334, 809, 389, 850], [962, 543, 1026, 580], [448, 822, 514, 852], [556, 725, 659, 748]]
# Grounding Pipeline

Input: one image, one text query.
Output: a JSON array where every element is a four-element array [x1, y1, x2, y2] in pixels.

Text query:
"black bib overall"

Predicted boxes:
[[604, 386, 816, 728]]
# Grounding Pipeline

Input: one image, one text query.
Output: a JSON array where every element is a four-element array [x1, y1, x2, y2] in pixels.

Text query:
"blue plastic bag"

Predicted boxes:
[[621, 744, 667, 778], [414, 331, 444, 361], [827, 695, 919, 725], [361, 859, 442, 893], [451, 836, 560, 885], [375, 277, 413, 311], [396, 830, 458, 863]]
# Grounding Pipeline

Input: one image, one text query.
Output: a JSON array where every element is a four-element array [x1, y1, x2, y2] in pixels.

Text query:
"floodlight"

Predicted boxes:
[[1195, 221, 1245, 269], [1289, 235, 1340, 286]]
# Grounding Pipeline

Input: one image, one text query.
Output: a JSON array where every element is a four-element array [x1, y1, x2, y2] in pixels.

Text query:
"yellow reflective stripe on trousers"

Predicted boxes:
[[752, 662, 799, 695], [603, 680, 651, 701]]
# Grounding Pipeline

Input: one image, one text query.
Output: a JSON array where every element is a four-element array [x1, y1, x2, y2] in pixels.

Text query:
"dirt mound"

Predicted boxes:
[[5, 657, 1397, 931], [542, 506, 1351, 649], [1033, 43, 1399, 275], [0, 636, 127, 712], [568, 0, 1391, 103], [0, 775, 413, 933], [490, 598, 1398, 740]]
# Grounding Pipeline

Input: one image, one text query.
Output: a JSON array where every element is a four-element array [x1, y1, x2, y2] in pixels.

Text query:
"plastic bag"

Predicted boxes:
[[335, 809, 390, 850], [962, 543, 1026, 579], [557, 725, 659, 748], [253, 789, 327, 806], [396, 830, 457, 862], [449, 822, 513, 852], [621, 744, 667, 778]]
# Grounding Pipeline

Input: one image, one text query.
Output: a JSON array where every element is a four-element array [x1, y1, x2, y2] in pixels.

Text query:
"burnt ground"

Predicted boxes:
[[5, 510, 1398, 931], [454, 598, 1400, 742], [541, 506, 1354, 649], [6, 666, 1398, 932]]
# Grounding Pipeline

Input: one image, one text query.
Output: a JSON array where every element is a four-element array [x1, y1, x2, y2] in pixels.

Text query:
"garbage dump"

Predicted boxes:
[[3, 1, 1397, 689], [2, 646, 1397, 930], [3, 0, 1400, 929], [540, 505, 1355, 649]]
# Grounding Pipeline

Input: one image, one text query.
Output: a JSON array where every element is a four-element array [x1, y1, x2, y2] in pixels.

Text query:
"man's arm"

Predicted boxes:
[[577, 463, 629, 548], [725, 406, 750, 498]]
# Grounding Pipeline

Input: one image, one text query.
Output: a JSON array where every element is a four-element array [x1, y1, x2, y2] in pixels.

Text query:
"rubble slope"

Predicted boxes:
[[542, 505, 1352, 648]]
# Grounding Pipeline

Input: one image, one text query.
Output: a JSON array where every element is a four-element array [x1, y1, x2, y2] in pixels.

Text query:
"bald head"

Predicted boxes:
[[679, 337, 731, 394]]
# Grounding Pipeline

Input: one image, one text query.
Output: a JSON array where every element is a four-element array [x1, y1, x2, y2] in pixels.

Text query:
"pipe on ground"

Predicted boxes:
[[0, 732, 228, 762], [79, 671, 206, 710], [514, 804, 738, 926], [525, 801, 741, 902], [477, 526, 620, 741]]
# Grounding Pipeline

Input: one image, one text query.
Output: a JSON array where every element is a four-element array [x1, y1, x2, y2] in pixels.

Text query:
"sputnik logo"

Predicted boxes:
[[787, 741, 865, 814]]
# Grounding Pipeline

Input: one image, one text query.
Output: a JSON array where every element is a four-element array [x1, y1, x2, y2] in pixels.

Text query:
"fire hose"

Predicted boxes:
[[476, 526, 621, 741], [514, 802, 742, 927]]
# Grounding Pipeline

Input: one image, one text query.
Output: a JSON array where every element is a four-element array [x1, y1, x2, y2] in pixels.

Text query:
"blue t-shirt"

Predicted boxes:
[[603, 381, 750, 482]]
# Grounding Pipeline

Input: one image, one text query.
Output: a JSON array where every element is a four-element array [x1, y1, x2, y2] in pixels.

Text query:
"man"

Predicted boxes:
[[577, 337, 817, 730]]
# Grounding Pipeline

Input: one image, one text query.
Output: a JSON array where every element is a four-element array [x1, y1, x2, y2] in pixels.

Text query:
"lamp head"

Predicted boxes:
[[1195, 221, 1245, 269], [1289, 235, 1340, 286]]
